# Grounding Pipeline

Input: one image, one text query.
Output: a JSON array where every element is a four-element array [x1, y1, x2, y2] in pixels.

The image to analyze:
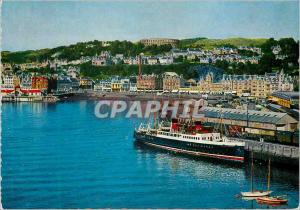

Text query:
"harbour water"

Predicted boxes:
[[2, 101, 299, 208]]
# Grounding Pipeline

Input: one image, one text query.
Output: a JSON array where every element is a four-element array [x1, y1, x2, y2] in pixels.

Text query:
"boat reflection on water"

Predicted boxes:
[[240, 196, 289, 209], [134, 141, 244, 170], [134, 141, 299, 183], [243, 159, 299, 190], [134, 141, 245, 180]]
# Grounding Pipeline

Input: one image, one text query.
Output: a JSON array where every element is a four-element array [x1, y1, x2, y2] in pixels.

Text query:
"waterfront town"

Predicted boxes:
[[1, 38, 298, 110], [1, 38, 297, 97], [2, 38, 299, 163], [2, 0, 300, 208]]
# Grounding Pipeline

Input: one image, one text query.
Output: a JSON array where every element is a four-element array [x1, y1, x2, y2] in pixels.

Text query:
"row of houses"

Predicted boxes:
[[2, 45, 266, 72], [197, 55, 260, 64], [1, 66, 294, 98], [93, 69, 294, 98], [91, 52, 260, 66], [3, 44, 288, 73], [93, 72, 184, 92], [182, 70, 294, 97], [94, 77, 136, 92], [1, 74, 82, 95], [133, 71, 293, 98], [91, 46, 263, 66]]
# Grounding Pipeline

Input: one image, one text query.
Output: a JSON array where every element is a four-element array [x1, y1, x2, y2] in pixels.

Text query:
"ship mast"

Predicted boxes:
[[154, 93, 157, 129], [251, 152, 254, 192], [267, 158, 271, 191], [219, 108, 225, 138]]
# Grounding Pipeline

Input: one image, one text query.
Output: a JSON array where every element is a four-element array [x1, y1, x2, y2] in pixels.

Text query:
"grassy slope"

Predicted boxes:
[[190, 38, 268, 49], [178, 37, 207, 47], [2, 49, 51, 63]]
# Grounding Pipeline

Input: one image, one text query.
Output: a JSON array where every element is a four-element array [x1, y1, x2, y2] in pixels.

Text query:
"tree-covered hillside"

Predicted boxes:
[[2, 37, 269, 64], [1, 40, 173, 64], [2, 37, 299, 78], [79, 62, 199, 80]]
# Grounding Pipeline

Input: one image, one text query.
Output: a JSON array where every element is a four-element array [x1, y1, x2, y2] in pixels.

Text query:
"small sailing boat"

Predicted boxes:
[[241, 191, 271, 197], [256, 196, 288, 205], [241, 155, 272, 197]]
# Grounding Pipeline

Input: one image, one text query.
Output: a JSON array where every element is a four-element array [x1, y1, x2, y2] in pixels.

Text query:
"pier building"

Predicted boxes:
[[203, 107, 298, 132], [201, 107, 298, 146]]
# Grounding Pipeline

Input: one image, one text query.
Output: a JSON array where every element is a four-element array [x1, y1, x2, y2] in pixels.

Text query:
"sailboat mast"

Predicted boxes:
[[251, 152, 254, 192], [153, 89, 157, 129], [220, 108, 223, 138], [267, 158, 271, 191]]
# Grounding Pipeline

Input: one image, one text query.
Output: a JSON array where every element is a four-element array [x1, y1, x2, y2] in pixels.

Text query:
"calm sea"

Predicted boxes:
[[2, 101, 299, 208]]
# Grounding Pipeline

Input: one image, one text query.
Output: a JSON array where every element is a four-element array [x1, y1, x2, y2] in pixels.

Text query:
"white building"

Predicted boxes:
[[94, 81, 112, 92], [20, 75, 32, 90], [199, 57, 210, 64], [147, 57, 159, 65], [129, 83, 137, 92], [67, 67, 80, 78], [1, 75, 15, 89], [102, 41, 111, 47], [187, 48, 204, 56], [92, 56, 111, 66], [159, 56, 174, 65], [171, 49, 188, 58], [115, 54, 124, 60]]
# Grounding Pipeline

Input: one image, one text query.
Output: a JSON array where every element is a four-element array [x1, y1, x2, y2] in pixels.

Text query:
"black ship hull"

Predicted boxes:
[[134, 131, 244, 162]]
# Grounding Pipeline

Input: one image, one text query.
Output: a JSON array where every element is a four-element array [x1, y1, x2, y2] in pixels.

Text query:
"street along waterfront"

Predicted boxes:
[[2, 101, 299, 208]]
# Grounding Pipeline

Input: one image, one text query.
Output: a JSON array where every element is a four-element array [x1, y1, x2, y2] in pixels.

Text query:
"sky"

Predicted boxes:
[[2, 0, 299, 51]]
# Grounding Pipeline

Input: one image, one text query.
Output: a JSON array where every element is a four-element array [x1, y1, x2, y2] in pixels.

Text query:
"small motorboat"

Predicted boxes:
[[241, 190, 272, 197], [256, 196, 288, 205]]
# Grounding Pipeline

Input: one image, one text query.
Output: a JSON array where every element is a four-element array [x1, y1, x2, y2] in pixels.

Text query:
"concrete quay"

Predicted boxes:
[[231, 138, 299, 168]]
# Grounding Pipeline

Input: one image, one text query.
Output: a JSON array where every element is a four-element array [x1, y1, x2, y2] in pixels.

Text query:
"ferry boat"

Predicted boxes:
[[134, 119, 245, 162]]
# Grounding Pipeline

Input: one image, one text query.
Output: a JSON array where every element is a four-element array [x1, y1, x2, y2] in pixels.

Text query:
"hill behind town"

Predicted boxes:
[[186, 37, 268, 49], [2, 37, 268, 64]]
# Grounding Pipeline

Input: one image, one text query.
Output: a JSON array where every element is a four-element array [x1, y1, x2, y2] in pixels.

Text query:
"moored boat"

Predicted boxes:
[[241, 155, 272, 197], [134, 119, 245, 162], [43, 95, 59, 103], [256, 196, 288, 205], [241, 191, 272, 197]]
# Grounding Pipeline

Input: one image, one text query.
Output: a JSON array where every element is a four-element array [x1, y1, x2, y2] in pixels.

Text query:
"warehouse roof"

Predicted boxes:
[[203, 107, 298, 125], [272, 91, 299, 101]]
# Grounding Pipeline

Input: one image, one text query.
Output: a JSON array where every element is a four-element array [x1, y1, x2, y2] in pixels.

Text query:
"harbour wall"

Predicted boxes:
[[231, 138, 299, 168]]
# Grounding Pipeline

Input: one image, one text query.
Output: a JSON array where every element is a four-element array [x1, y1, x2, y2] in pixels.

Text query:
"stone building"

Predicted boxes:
[[197, 73, 223, 93], [137, 74, 162, 91], [140, 38, 179, 47], [1, 75, 20, 89], [194, 70, 293, 98], [222, 70, 293, 97], [162, 72, 182, 92], [31, 76, 48, 91]]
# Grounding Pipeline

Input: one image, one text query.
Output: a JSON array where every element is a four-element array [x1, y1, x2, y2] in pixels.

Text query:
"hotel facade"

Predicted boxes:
[[181, 70, 293, 98]]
